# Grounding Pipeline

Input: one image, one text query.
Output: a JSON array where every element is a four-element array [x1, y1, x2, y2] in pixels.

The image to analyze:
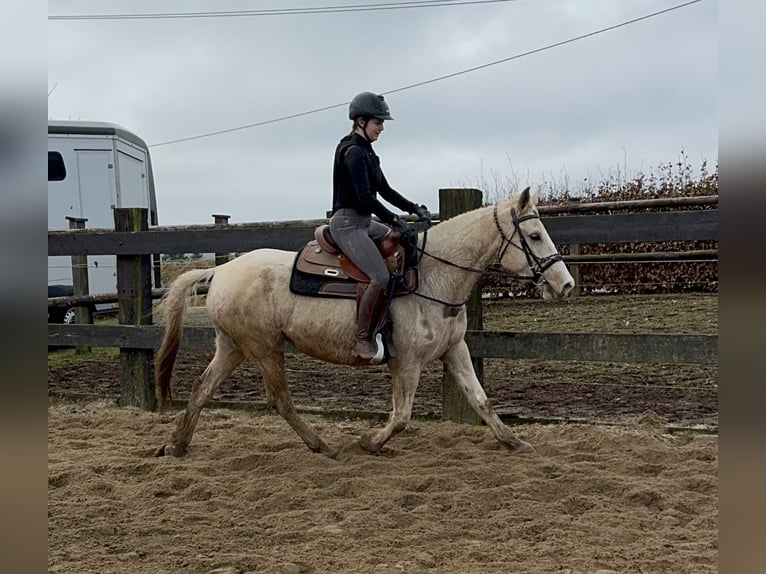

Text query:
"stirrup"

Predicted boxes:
[[370, 333, 385, 365], [353, 333, 386, 364]]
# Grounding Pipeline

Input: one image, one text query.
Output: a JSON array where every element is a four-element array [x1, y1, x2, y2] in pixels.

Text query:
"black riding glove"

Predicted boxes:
[[414, 204, 431, 222], [391, 215, 409, 230]]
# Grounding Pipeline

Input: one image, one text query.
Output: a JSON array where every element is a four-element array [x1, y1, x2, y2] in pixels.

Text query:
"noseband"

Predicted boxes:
[[493, 204, 563, 286]]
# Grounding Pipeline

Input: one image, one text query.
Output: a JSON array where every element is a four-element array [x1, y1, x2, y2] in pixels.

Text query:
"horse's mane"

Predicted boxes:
[[426, 193, 526, 245]]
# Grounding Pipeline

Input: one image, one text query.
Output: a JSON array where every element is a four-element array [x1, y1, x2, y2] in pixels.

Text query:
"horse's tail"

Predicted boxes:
[[155, 267, 217, 411]]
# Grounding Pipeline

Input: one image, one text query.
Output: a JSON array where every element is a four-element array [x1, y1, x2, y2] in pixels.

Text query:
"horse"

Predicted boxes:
[[154, 187, 574, 458]]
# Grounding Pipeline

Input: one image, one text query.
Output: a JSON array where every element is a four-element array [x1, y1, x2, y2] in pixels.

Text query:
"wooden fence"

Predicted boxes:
[[48, 189, 718, 421]]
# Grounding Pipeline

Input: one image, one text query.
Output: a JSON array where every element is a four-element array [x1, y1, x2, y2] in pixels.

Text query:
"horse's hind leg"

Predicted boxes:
[[359, 363, 420, 453], [441, 340, 534, 453], [156, 330, 244, 457], [256, 349, 337, 458]]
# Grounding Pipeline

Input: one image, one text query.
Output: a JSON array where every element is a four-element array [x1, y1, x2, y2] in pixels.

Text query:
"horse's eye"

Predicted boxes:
[[530, 233, 541, 241]]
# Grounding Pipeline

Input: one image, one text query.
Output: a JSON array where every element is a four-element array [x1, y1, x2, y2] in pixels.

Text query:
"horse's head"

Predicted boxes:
[[495, 187, 574, 300]]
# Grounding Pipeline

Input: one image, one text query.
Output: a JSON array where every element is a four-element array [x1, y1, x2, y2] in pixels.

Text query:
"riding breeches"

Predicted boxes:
[[329, 208, 390, 286]]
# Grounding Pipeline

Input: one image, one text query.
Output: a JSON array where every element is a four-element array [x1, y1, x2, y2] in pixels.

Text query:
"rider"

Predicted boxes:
[[330, 91, 431, 361]]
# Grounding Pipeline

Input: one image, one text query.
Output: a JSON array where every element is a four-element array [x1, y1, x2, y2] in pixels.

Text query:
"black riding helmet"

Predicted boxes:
[[348, 91, 394, 121]]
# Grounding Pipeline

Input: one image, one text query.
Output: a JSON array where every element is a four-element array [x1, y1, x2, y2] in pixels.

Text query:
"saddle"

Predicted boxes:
[[289, 224, 418, 299]]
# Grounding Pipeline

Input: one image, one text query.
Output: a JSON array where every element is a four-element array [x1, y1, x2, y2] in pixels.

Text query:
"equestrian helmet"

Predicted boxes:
[[348, 91, 393, 121]]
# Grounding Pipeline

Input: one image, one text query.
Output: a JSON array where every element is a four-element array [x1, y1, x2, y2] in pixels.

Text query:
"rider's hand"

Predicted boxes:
[[391, 215, 409, 230], [414, 204, 431, 222]]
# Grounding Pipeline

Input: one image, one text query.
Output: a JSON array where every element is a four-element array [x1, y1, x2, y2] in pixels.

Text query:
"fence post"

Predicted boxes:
[[66, 216, 93, 353], [568, 243, 582, 297], [439, 188, 484, 425], [114, 207, 156, 411], [212, 213, 231, 266]]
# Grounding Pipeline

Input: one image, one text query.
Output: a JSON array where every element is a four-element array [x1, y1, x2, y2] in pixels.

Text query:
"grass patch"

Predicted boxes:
[[48, 347, 120, 370]]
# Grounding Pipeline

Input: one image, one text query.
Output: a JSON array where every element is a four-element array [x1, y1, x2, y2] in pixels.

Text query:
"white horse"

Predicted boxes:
[[155, 187, 574, 458]]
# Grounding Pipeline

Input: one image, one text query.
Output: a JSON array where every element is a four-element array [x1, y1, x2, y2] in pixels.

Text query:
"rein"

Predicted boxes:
[[404, 221, 470, 308], [408, 204, 563, 307]]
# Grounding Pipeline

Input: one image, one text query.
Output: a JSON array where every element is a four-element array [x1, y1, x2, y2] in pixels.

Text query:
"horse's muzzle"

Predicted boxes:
[[540, 262, 575, 300]]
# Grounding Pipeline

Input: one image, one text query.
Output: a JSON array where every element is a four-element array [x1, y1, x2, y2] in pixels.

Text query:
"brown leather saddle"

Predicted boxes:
[[289, 224, 418, 299]]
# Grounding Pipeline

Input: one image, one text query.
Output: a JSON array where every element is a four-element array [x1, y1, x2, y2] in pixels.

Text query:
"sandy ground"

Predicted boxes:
[[49, 294, 718, 573], [48, 402, 717, 574]]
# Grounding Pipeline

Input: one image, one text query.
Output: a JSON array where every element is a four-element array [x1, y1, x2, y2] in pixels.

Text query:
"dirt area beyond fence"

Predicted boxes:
[[48, 294, 718, 429]]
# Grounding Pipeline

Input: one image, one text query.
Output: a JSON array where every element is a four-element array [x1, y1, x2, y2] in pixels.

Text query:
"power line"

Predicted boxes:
[[149, 0, 704, 148], [382, 1, 703, 96], [150, 102, 352, 147], [49, 0, 517, 21]]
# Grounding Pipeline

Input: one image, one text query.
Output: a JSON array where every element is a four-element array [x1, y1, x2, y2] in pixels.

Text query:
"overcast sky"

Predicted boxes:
[[47, 0, 717, 226]]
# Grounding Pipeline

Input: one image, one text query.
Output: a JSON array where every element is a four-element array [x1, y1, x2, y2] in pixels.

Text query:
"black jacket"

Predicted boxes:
[[332, 132, 416, 224]]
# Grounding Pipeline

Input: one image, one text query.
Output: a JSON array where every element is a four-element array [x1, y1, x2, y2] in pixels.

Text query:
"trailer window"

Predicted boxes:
[[48, 151, 66, 181]]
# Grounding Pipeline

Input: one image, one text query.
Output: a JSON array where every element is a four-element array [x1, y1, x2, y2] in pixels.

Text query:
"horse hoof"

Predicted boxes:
[[358, 434, 381, 455], [318, 443, 339, 459], [322, 447, 339, 460], [154, 444, 185, 457], [511, 440, 535, 454]]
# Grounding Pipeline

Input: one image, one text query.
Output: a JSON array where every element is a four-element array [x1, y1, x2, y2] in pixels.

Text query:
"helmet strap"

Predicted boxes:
[[355, 118, 372, 142]]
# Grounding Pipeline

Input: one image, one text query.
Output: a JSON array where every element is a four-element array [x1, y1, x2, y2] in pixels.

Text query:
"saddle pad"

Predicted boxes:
[[289, 249, 419, 300], [289, 269, 358, 299]]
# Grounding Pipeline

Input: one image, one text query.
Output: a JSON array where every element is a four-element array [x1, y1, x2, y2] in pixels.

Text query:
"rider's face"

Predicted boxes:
[[363, 118, 385, 141]]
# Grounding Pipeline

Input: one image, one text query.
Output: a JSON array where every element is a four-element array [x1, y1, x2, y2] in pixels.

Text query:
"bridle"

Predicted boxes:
[[403, 204, 563, 307], [494, 205, 563, 286]]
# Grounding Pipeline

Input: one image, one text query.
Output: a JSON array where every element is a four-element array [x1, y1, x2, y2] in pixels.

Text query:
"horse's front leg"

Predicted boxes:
[[359, 361, 421, 453], [441, 340, 534, 454]]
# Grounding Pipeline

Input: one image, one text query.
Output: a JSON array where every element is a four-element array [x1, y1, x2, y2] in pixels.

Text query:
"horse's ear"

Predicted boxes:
[[519, 186, 531, 210]]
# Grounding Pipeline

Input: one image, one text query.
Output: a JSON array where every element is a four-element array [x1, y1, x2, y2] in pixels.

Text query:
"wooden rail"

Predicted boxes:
[[47, 324, 718, 365], [538, 194, 717, 214], [47, 209, 718, 256]]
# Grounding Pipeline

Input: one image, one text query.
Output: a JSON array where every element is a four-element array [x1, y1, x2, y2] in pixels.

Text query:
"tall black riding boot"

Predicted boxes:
[[353, 281, 387, 362]]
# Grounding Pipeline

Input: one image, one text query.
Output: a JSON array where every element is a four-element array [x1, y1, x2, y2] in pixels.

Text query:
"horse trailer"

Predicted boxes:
[[48, 120, 159, 323]]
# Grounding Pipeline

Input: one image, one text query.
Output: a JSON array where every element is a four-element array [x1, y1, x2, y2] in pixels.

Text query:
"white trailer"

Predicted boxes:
[[48, 120, 159, 323]]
